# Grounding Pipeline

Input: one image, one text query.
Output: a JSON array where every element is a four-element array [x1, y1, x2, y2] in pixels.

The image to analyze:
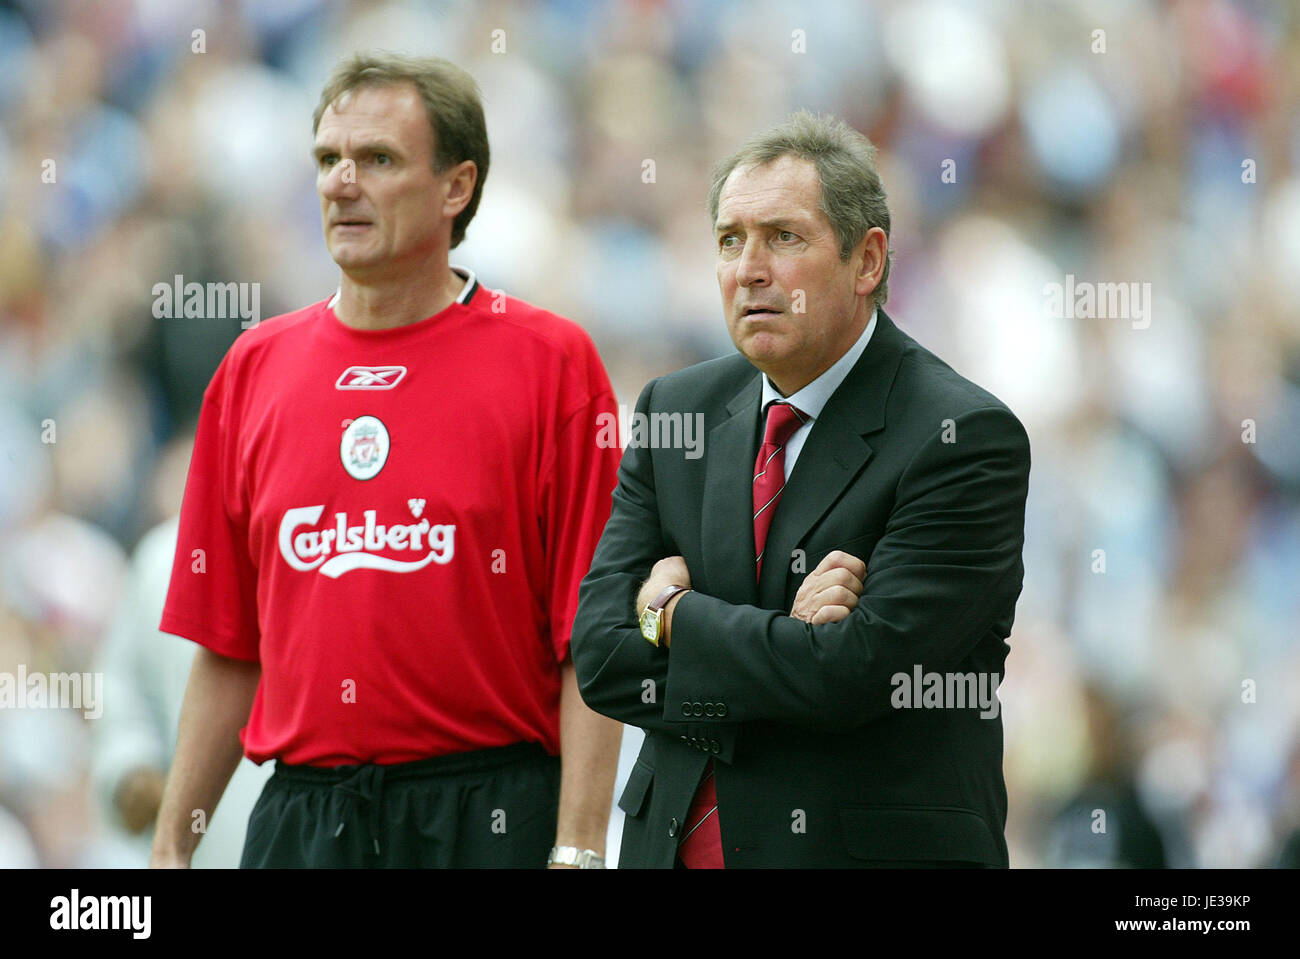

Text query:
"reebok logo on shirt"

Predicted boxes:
[[336, 365, 407, 389], [279, 504, 455, 577]]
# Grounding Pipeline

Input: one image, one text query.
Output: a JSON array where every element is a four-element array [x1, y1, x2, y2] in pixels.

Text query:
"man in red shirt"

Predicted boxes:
[[149, 53, 623, 868]]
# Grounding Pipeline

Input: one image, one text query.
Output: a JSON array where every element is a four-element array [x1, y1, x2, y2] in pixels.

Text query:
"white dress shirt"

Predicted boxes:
[[759, 306, 878, 483]]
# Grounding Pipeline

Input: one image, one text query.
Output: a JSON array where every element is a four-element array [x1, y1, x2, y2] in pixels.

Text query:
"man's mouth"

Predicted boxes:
[[742, 306, 782, 319]]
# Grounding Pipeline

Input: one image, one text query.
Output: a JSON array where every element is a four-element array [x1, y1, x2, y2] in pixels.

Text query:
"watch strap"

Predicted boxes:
[[648, 584, 691, 613], [548, 846, 606, 868]]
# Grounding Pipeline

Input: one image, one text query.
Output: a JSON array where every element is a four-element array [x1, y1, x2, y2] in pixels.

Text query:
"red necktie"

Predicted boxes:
[[678, 401, 807, 869], [752, 402, 807, 579]]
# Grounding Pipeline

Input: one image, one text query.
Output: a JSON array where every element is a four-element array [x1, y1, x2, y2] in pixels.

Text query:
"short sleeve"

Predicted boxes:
[[538, 336, 622, 664], [159, 356, 261, 662]]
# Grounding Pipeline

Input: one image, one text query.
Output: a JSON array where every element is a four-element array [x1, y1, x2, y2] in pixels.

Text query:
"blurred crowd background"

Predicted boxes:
[[1, 0, 1298, 868]]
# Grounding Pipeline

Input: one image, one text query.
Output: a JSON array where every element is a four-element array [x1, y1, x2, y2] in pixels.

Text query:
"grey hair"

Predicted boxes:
[[707, 111, 892, 305]]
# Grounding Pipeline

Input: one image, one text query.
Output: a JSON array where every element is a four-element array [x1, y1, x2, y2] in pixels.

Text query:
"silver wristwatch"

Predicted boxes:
[[548, 845, 606, 868]]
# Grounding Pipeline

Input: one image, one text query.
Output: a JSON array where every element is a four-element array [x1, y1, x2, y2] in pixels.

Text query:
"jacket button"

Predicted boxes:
[[711, 740, 721, 754], [716, 703, 727, 717], [679, 735, 688, 742], [704, 702, 715, 717], [692, 702, 704, 717], [681, 703, 691, 716], [668, 818, 678, 838]]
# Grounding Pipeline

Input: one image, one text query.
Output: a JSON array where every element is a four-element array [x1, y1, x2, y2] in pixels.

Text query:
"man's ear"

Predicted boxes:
[[853, 227, 888, 300], [442, 160, 478, 220]]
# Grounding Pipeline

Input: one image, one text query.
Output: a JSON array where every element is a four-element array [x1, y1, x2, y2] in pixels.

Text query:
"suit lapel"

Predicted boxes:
[[701, 374, 762, 607], [758, 310, 907, 604]]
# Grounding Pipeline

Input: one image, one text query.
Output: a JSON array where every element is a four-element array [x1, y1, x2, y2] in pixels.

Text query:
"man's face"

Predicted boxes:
[[715, 155, 870, 395], [314, 83, 446, 277]]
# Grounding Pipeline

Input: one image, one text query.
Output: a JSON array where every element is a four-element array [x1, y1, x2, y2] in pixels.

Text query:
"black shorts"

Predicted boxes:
[[239, 742, 560, 868]]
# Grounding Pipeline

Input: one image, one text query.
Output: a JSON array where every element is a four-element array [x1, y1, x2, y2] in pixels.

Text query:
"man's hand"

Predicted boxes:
[[149, 648, 259, 868], [114, 767, 167, 835], [635, 556, 692, 649], [790, 551, 866, 625], [635, 556, 691, 618], [149, 850, 191, 869]]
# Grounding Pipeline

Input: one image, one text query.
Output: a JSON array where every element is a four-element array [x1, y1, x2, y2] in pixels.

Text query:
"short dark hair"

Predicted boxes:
[[313, 52, 489, 249], [708, 111, 893, 305]]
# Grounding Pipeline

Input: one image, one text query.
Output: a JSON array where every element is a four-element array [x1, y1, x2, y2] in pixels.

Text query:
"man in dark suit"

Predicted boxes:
[[571, 112, 1030, 868]]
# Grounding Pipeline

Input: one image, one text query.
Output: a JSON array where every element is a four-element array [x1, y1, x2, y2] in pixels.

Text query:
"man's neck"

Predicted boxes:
[[765, 302, 874, 397], [333, 265, 467, 331], [762, 304, 878, 404]]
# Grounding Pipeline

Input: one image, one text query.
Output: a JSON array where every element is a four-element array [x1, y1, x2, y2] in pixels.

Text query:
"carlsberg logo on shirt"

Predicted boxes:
[[279, 505, 455, 577]]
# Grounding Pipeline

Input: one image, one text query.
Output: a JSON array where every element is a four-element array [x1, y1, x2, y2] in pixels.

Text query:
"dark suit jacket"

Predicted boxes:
[[571, 309, 1031, 867]]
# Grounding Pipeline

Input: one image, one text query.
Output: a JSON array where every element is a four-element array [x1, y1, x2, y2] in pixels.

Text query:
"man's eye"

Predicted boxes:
[[320, 155, 338, 167], [720, 235, 739, 249], [777, 230, 797, 243], [374, 154, 391, 165]]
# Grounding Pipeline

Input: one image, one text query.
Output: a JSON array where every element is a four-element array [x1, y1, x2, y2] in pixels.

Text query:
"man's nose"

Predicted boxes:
[[320, 158, 360, 200], [735, 239, 769, 287]]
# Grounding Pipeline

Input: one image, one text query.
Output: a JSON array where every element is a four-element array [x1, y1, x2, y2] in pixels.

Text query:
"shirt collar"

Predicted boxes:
[[326, 265, 478, 311], [760, 305, 878, 420], [450, 265, 477, 303]]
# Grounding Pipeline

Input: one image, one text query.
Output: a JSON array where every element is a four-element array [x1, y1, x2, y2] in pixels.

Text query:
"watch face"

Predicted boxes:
[[640, 609, 660, 643]]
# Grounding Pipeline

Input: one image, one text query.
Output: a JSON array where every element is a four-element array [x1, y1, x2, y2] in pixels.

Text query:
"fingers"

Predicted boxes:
[[810, 549, 867, 580], [815, 565, 864, 595], [789, 569, 864, 624], [810, 584, 860, 612], [810, 604, 851, 625], [797, 567, 863, 611], [825, 550, 867, 581], [798, 552, 867, 620]]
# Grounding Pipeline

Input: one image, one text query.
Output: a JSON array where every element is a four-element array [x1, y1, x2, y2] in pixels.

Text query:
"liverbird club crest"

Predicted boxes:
[[340, 415, 390, 480]]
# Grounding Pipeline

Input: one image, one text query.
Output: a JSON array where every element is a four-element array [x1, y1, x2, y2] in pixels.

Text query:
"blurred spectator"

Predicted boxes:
[[89, 514, 273, 868], [0, 0, 1294, 867], [1043, 685, 1171, 868]]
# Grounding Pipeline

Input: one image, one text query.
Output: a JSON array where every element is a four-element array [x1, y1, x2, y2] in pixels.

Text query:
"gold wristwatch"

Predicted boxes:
[[640, 585, 691, 648]]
